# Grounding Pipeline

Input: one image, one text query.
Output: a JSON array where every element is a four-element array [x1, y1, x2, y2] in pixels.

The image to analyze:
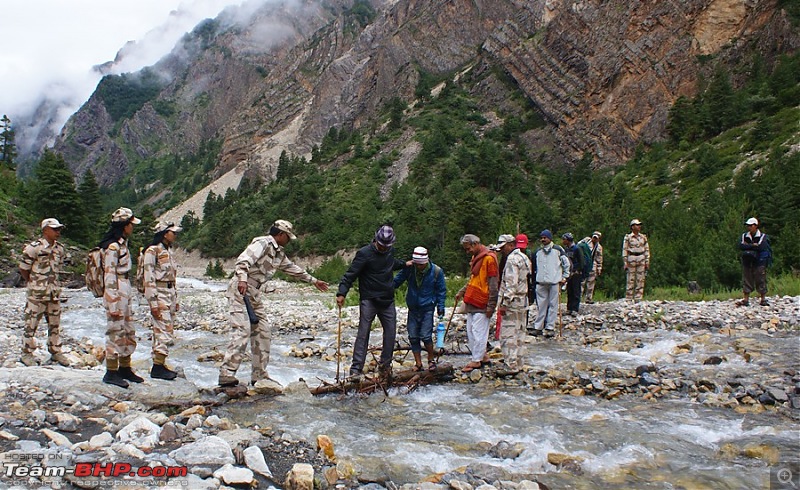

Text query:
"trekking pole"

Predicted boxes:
[[557, 284, 563, 339], [436, 298, 459, 363], [336, 304, 343, 383]]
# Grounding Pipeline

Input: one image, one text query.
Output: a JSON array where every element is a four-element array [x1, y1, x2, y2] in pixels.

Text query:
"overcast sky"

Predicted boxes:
[[0, 0, 242, 153]]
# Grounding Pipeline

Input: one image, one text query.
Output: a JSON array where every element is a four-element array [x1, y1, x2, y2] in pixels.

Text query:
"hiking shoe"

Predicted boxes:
[[103, 370, 129, 389], [150, 364, 178, 380], [543, 329, 556, 338], [118, 366, 144, 383], [760, 300, 770, 307], [20, 354, 38, 367], [218, 375, 239, 387], [528, 329, 543, 337], [49, 353, 70, 367], [736, 299, 750, 307]]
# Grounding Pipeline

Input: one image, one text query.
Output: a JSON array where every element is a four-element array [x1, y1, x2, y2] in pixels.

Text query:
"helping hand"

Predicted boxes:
[[237, 281, 248, 295]]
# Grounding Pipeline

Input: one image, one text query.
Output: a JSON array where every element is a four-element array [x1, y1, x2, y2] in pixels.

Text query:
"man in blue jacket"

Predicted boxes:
[[738, 217, 772, 307], [337, 225, 408, 378], [394, 247, 446, 372]]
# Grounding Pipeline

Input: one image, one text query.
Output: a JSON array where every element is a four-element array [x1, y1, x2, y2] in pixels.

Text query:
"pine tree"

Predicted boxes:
[[0, 115, 16, 168], [27, 150, 85, 242], [78, 170, 104, 242]]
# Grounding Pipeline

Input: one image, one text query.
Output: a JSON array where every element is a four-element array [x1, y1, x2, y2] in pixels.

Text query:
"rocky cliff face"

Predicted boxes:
[[55, 0, 797, 187]]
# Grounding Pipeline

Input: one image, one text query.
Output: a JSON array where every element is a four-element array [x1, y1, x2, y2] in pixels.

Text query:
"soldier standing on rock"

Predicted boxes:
[[18, 218, 69, 367], [101, 207, 144, 388], [496, 234, 531, 375], [218, 220, 329, 388], [622, 219, 650, 303], [143, 222, 183, 380]]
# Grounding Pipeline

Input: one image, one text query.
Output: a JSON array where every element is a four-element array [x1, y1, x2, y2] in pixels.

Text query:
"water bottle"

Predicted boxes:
[[436, 320, 446, 349]]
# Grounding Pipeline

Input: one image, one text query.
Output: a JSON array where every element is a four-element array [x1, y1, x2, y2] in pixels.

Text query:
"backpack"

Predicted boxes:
[[577, 241, 593, 278], [85, 247, 105, 298], [134, 246, 148, 294]]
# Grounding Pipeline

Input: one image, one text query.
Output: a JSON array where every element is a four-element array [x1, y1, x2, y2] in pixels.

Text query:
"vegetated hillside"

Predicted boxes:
[[178, 50, 799, 297], [48, 0, 798, 215]]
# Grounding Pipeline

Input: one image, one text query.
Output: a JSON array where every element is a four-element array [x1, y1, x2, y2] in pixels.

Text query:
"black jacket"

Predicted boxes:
[[337, 242, 406, 302]]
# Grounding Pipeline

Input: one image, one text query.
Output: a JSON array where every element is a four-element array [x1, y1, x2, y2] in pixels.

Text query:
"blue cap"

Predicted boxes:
[[540, 229, 553, 240]]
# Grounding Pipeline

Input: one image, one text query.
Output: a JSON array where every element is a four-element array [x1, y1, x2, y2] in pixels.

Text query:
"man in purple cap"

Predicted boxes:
[[337, 225, 408, 378]]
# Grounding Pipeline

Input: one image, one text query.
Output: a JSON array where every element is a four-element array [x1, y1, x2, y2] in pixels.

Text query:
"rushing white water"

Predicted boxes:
[[55, 282, 799, 487]]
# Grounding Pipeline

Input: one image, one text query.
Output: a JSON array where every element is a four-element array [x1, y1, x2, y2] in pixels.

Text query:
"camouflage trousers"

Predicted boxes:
[[219, 282, 271, 383], [22, 293, 62, 355], [625, 262, 647, 301], [582, 272, 598, 302], [104, 280, 137, 362], [499, 306, 526, 370], [150, 287, 177, 360]]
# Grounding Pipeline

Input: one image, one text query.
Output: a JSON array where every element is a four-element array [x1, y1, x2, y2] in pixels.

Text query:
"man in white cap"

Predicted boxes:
[[337, 224, 407, 379], [496, 234, 531, 374], [393, 246, 446, 372], [18, 218, 68, 366], [738, 217, 771, 307], [622, 219, 649, 302], [142, 222, 183, 380], [219, 219, 329, 387], [99, 207, 143, 388]]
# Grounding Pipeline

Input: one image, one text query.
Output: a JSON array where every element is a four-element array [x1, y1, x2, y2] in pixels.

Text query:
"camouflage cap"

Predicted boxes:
[[41, 218, 65, 230], [153, 221, 183, 233], [630, 218, 642, 227], [273, 219, 297, 240], [111, 207, 142, 224]]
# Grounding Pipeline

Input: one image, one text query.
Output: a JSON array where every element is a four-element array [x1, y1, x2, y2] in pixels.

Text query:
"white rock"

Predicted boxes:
[[285, 463, 314, 490], [41, 428, 71, 447], [89, 432, 114, 449], [213, 463, 255, 485], [169, 435, 235, 465], [116, 416, 161, 450], [243, 445, 273, 477]]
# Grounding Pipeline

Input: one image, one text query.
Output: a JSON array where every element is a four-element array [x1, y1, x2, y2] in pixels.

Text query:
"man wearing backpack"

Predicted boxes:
[[737, 217, 771, 307], [531, 230, 569, 337], [18, 218, 69, 367], [393, 246, 446, 372], [219, 220, 329, 387], [582, 231, 604, 304], [561, 233, 585, 316], [100, 207, 143, 388], [142, 222, 182, 380]]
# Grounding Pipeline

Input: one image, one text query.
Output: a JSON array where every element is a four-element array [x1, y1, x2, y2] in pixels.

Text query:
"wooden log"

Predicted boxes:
[[310, 363, 455, 396]]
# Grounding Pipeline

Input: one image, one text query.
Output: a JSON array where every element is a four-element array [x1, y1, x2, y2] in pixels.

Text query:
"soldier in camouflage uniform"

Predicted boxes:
[[100, 207, 143, 388], [143, 222, 183, 380], [623, 219, 650, 302], [218, 220, 329, 387], [582, 231, 604, 304], [18, 218, 69, 367], [496, 234, 532, 375]]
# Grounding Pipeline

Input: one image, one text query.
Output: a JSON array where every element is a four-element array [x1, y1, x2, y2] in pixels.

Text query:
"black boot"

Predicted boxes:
[[103, 370, 129, 388], [150, 363, 178, 380], [118, 366, 144, 383]]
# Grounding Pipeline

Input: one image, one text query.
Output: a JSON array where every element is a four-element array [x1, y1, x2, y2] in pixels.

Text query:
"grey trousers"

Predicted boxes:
[[350, 298, 396, 374], [533, 283, 559, 331]]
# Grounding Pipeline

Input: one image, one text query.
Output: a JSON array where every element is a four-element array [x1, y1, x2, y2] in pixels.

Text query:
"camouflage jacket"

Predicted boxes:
[[19, 238, 65, 297], [498, 248, 532, 308], [143, 243, 177, 305], [103, 238, 132, 312], [233, 235, 316, 287], [622, 233, 650, 265]]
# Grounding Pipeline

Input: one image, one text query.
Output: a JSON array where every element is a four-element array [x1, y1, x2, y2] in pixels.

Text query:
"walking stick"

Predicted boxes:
[[336, 304, 342, 383], [436, 298, 460, 362], [557, 284, 563, 339]]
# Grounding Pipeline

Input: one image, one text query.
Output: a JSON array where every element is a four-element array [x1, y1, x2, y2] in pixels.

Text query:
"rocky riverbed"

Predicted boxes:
[[0, 280, 797, 489]]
